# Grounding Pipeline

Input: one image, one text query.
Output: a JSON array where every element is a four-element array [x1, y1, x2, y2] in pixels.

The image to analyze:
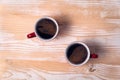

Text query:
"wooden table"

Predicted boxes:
[[0, 0, 120, 80]]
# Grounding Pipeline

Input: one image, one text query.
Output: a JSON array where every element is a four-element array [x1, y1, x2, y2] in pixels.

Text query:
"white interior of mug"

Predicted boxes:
[[35, 17, 59, 40], [65, 42, 90, 66]]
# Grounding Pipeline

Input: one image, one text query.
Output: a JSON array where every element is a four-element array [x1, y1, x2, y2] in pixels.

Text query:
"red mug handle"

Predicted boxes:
[[27, 32, 36, 38], [90, 53, 98, 58]]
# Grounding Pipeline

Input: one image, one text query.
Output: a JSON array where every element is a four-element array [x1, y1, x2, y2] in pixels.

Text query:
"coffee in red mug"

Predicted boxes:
[[27, 17, 59, 40], [66, 42, 98, 66]]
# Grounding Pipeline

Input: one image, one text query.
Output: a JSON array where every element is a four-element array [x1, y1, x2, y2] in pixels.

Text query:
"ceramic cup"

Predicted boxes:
[[66, 42, 98, 66], [27, 17, 59, 40]]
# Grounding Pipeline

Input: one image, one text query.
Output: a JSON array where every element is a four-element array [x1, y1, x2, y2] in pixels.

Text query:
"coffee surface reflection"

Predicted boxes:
[[67, 43, 88, 64], [36, 19, 57, 39]]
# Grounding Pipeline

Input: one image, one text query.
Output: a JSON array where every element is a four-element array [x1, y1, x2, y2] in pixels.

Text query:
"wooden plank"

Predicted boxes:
[[0, 0, 120, 80]]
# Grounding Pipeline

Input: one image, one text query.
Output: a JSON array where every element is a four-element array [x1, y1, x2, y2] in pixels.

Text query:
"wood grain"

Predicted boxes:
[[0, 0, 120, 80]]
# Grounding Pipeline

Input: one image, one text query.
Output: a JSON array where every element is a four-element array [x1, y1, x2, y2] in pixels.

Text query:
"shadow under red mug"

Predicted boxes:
[[66, 42, 98, 66], [27, 17, 59, 40]]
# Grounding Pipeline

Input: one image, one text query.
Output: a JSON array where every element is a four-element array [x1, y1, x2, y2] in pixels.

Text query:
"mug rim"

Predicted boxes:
[[65, 42, 90, 66], [35, 17, 59, 41]]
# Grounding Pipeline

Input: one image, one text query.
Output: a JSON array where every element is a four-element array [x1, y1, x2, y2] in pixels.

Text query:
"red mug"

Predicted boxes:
[[66, 42, 98, 66], [27, 17, 59, 40]]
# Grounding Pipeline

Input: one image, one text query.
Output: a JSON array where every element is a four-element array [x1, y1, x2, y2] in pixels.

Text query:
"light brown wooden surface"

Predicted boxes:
[[0, 0, 120, 80]]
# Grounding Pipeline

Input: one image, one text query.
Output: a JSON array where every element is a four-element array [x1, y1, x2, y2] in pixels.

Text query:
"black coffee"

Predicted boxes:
[[36, 18, 57, 39], [66, 43, 88, 64]]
